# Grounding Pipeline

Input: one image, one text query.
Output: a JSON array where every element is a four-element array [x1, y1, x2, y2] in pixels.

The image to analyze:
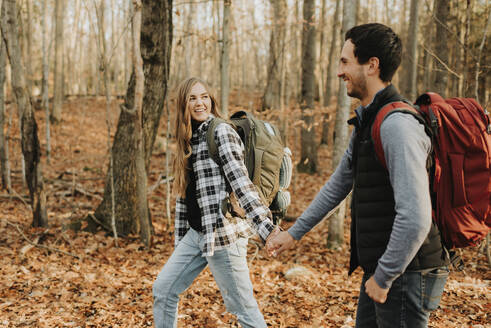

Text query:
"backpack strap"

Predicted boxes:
[[371, 101, 421, 169], [206, 117, 229, 164], [205, 117, 234, 216], [415, 93, 442, 137]]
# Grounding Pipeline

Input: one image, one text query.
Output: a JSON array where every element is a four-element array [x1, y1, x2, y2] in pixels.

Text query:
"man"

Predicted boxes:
[[267, 23, 449, 327]]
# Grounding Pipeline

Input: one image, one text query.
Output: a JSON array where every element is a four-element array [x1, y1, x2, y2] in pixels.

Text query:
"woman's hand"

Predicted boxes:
[[265, 226, 281, 255]]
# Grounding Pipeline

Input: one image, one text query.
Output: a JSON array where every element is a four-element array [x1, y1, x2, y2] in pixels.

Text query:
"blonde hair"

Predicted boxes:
[[173, 77, 221, 197]]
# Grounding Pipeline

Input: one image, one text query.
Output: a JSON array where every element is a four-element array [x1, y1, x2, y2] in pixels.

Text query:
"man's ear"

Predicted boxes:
[[367, 57, 380, 76]]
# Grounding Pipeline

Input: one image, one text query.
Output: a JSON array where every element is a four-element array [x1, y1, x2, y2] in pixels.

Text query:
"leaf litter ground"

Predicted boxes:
[[0, 97, 489, 327]]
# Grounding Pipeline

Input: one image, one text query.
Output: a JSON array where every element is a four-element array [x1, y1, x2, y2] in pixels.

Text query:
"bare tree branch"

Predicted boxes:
[[421, 42, 461, 79]]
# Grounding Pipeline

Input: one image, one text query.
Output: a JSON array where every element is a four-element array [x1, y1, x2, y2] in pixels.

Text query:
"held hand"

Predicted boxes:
[[364, 276, 389, 304], [266, 231, 295, 257], [265, 226, 281, 244]]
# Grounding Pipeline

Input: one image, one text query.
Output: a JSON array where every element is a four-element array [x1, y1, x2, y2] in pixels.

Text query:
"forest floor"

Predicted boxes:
[[0, 96, 489, 328]]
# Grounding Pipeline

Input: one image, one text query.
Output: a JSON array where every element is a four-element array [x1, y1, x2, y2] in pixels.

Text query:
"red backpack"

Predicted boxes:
[[372, 92, 491, 249]]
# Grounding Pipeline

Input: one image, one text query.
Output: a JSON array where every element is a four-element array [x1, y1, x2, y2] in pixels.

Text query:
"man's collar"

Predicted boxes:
[[355, 84, 395, 122], [363, 85, 391, 110]]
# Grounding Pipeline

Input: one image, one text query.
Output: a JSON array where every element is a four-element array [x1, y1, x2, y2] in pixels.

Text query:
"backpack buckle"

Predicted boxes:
[[448, 250, 465, 271]]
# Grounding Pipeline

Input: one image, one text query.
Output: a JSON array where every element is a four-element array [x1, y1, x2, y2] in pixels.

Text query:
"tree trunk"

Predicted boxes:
[[296, 0, 317, 174], [327, 0, 356, 249], [164, 97, 172, 227], [232, 12, 241, 99], [384, 0, 391, 25], [422, 3, 433, 91], [110, 0, 118, 91], [432, 0, 449, 96], [213, 0, 221, 89], [401, 0, 420, 100], [293, 0, 301, 101], [41, 0, 49, 109], [395, 0, 407, 88], [80, 9, 89, 95], [67, 0, 81, 96], [131, 0, 151, 247], [475, 7, 490, 104], [95, 0, 118, 245], [462, 0, 472, 97], [0, 38, 8, 190], [184, 2, 195, 79], [400, 0, 408, 36], [323, 0, 341, 107], [51, 0, 64, 123], [140, 0, 173, 169], [449, 0, 461, 96], [41, 0, 50, 161], [262, 0, 286, 110], [318, 0, 327, 107], [85, 0, 173, 239], [1, 0, 47, 227], [124, 0, 131, 93], [321, 0, 341, 145], [220, 0, 231, 117], [24, 0, 33, 98]]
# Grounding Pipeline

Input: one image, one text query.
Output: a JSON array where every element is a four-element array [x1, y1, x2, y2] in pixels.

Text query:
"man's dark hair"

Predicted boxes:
[[345, 23, 402, 82]]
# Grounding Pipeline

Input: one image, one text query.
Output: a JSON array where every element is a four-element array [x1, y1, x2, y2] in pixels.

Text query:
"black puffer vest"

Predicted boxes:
[[348, 85, 447, 275]]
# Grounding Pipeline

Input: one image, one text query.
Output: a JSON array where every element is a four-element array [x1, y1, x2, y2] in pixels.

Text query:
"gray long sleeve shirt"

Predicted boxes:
[[288, 110, 432, 290]]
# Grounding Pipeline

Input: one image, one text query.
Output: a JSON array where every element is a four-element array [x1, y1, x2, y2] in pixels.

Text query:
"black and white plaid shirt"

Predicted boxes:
[[175, 115, 275, 256]]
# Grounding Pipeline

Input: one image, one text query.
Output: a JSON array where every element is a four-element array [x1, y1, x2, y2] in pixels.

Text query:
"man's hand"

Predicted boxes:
[[265, 231, 295, 257], [364, 276, 389, 303]]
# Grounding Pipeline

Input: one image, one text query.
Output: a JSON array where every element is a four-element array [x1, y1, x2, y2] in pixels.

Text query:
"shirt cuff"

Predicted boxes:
[[373, 266, 397, 290], [256, 218, 275, 243], [287, 225, 304, 241]]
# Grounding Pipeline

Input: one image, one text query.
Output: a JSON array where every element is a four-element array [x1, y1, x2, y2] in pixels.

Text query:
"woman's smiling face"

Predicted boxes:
[[187, 82, 212, 122]]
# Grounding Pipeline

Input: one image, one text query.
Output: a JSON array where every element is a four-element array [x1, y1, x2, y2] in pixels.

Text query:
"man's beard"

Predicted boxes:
[[347, 70, 368, 101]]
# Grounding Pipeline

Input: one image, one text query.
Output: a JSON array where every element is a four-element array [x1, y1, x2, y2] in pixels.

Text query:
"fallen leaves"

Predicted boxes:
[[0, 97, 489, 327]]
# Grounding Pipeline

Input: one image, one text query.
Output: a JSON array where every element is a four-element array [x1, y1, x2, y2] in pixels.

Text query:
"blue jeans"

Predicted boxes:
[[152, 229, 267, 328], [356, 268, 449, 328]]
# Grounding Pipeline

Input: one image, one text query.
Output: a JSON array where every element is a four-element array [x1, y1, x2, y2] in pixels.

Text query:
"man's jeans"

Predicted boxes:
[[355, 268, 449, 328], [152, 228, 267, 328]]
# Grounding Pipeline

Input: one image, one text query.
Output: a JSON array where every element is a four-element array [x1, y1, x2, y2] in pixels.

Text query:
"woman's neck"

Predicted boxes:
[[191, 120, 201, 132]]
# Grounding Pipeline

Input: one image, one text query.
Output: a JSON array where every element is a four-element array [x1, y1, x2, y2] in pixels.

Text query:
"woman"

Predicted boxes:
[[153, 77, 279, 328]]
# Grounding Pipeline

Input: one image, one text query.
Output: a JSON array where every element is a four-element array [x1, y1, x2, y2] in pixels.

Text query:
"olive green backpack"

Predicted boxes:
[[206, 111, 292, 223]]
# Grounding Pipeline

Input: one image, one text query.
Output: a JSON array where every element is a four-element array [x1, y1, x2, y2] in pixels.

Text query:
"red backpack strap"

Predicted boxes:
[[371, 101, 419, 169]]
